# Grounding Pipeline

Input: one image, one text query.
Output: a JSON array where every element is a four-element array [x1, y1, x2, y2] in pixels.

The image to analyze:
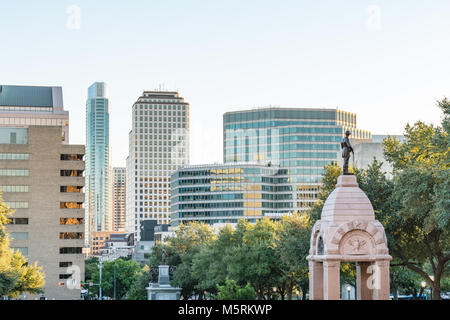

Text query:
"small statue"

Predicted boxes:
[[161, 247, 167, 265], [341, 130, 354, 175]]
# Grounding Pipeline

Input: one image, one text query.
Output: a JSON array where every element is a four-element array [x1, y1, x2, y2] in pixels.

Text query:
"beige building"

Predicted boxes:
[[1, 126, 85, 299], [0, 85, 85, 300], [112, 167, 126, 232], [91, 231, 124, 256]]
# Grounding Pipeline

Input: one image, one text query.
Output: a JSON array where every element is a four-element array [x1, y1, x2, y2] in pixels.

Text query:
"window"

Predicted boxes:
[[59, 262, 73, 268], [5, 202, 28, 209], [13, 247, 28, 255], [0, 153, 29, 160], [0, 169, 29, 176], [60, 170, 84, 177], [0, 128, 28, 144], [59, 274, 72, 279], [59, 247, 83, 254], [7, 218, 29, 225], [10, 232, 29, 240], [0, 185, 29, 192], [60, 202, 83, 209], [60, 218, 83, 225], [60, 232, 84, 239], [60, 154, 84, 161], [60, 186, 83, 193]]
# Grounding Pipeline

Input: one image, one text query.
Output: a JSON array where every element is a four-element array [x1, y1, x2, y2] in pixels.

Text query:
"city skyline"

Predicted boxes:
[[1, 1, 448, 167]]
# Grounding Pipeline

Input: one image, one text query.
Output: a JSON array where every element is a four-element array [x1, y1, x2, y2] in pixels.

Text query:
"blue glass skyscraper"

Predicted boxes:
[[85, 82, 110, 248], [223, 107, 372, 212]]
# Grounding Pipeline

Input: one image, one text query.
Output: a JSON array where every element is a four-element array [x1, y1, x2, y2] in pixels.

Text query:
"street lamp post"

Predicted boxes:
[[347, 286, 351, 300], [421, 281, 426, 300], [98, 258, 103, 300]]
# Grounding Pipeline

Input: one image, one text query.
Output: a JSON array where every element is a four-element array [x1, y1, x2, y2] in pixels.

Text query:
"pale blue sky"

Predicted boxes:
[[1, 0, 449, 166]]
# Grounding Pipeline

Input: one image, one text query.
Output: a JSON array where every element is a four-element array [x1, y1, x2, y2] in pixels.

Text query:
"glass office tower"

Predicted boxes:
[[85, 82, 110, 247], [171, 163, 291, 226], [223, 108, 371, 211]]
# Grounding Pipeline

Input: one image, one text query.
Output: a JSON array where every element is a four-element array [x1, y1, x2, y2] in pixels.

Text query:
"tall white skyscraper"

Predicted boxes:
[[126, 91, 189, 242]]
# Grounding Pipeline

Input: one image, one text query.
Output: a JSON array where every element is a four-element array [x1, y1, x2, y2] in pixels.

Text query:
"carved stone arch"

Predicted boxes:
[[317, 236, 324, 255], [339, 230, 376, 255], [307, 175, 392, 300], [310, 223, 320, 254]]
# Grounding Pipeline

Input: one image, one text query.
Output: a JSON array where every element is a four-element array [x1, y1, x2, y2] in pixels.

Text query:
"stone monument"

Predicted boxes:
[[306, 175, 392, 300], [146, 265, 182, 300]]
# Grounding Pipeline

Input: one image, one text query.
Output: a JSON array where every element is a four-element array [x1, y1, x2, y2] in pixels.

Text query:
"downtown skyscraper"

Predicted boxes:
[[112, 167, 126, 232], [85, 82, 110, 248], [223, 107, 371, 212], [126, 91, 189, 242]]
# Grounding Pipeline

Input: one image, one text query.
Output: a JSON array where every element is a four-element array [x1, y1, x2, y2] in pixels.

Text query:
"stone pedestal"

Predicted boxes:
[[146, 265, 181, 300], [307, 175, 392, 300], [356, 262, 372, 300], [323, 261, 341, 300], [309, 261, 324, 300]]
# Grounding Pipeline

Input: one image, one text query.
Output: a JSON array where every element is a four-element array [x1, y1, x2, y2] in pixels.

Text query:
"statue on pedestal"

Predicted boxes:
[[341, 130, 354, 175]]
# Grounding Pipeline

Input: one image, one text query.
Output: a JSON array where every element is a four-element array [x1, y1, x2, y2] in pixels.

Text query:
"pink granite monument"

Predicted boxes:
[[307, 175, 391, 300]]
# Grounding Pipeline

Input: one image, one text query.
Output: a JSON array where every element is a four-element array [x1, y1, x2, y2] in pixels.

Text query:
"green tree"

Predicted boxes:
[[382, 99, 450, 299], [275, 213, 311, 300], [390, 266, 423, 299], [89, 258, 141, 299], [0, 194, 45, 298], [127, 265, 152, 300], [216, 278, 257, 300], [155, 222, 216, 299], [223, 219, 281, 300], [191, 225, 238, 297], [309, 162, 342, 224]]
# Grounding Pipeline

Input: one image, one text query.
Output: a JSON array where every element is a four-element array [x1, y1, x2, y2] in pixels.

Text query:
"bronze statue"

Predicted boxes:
[[341, 130, 354, 175], [162, 247, 167, 265]]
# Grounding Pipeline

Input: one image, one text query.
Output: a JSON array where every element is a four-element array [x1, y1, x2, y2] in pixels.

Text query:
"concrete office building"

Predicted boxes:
[[223, 108, 371, 211], [352, 134, 405, 178], [0, 126, 85, 300], [85, 82, 110, 249], [0, 84, 85, 300], [171, 163, 292, 226], [126, 91, 189, 242], [112, 167, 126, 231], [0, 85, 69, 142]]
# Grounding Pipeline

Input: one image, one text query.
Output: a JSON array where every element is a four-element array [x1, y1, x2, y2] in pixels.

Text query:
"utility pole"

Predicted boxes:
[[99, 258, 103, 300]]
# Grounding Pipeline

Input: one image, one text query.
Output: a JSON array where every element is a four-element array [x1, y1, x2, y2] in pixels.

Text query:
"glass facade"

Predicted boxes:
[[0, 128, 28, 144], [85, 82, 110, 245], [223, 108, 371, 211], [171, 163, 292, 225]]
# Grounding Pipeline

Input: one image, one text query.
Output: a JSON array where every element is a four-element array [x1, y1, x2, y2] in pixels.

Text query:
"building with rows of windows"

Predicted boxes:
[[112, 167, 126, 231], [170, 163, 292, 226], [0, 85, 85, 300], [126, 91, 189, 242], [85, 82, 110, 248], [223, 107, 371, 212]]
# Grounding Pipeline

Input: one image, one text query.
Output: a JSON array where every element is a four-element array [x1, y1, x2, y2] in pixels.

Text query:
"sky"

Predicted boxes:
[[1, 0, 449, 167]]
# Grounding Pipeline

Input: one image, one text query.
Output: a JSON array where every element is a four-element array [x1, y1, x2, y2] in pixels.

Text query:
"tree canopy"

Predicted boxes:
[[0, 194, 45, 298]]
